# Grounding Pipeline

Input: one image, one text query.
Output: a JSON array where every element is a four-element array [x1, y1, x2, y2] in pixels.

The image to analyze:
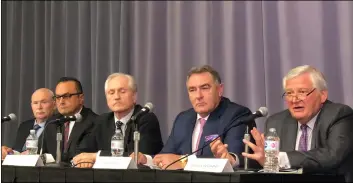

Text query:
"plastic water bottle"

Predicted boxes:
[[25, 130, 38, 155], [111, 129, 124, 157], [263, 128, 280, 173]]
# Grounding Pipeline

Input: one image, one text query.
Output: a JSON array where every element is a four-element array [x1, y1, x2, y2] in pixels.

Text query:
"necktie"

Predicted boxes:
[[64, 121, 70, 150], [299, 124, 308, 151], [196, 118, 206, 150], [33, 124, 41, 133], [116, 121, 123, 132]]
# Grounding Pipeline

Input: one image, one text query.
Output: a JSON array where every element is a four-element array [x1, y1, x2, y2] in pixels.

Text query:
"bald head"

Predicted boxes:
[[31, 88, 56, 123]]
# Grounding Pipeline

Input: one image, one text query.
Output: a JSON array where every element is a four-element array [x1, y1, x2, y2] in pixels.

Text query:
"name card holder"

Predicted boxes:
[[184, 158, 234, 173], [93, 157, 137, 169], [3, 155, 44, 167]]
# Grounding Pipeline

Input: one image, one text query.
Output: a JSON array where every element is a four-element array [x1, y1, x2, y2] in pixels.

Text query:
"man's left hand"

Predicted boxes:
[[153, 153, 183, 170], [210, 138, 236, 166]]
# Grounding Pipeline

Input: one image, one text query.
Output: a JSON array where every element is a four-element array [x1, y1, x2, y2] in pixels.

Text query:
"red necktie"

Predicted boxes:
[[64, 121, 70, 150]]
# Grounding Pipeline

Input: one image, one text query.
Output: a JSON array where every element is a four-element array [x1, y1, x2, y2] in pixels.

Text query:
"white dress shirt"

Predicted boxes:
[[278, 113, 319, 169], [67, 107, 83, 139], [96, 108, 135, 157]]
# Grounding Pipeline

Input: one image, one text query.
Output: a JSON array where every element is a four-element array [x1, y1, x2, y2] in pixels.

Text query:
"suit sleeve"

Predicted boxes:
[[287, 106, 353, 172], [137, 113, 164, 155], [159, 114, 181, 154], [12, 124, 26, 152]]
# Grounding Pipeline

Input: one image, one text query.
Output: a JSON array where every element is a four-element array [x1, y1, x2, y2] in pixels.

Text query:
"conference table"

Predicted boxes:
[[1, 165, 345, 182]]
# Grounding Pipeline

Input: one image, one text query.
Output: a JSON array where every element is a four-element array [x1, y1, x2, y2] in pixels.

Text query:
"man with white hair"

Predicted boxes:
[[72, 73, 163, 168], [2, 88, 56, 159], [242, 65, 353, 181]]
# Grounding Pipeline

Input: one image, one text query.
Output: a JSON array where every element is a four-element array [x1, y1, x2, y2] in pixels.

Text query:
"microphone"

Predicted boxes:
[[240, 107, 268, 124], [131, 102, 153, 121], [1, 113, 17, 123], [164, 107, 269, 170], [50, 113, 83, 124], [39, 113, 82, 156]]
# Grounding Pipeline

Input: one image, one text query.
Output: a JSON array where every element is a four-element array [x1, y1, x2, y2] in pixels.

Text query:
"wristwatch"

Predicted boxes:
[[179, 154, 188, 168]]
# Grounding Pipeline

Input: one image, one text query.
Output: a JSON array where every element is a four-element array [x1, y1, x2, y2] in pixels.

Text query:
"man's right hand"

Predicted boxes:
[[1, 146, 14, 160], [72, 152, 97, 168], [129, 152, 147, 164]]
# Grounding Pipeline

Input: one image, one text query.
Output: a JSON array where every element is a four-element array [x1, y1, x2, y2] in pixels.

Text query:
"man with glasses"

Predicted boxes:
[[2, 88, 56, 159], [41, 77, 98, 163], [242, 65, 353, 181]]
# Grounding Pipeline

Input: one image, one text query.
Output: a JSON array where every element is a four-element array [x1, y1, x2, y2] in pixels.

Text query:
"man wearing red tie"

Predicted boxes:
[[41, 77, 98, 163]]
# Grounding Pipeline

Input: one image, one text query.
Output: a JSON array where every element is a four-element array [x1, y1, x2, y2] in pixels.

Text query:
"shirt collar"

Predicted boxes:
[[34, 120, 46, 128], [114, 107, 135, 125], [70, 107, 83, 122], [197, 113, 210, 122], [297, 110, 320, 130]]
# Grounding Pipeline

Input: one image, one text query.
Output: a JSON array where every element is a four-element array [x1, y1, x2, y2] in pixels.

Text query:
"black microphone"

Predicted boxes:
[[164, 107, 269, 170], [50, 113, 83, 124], [131, 102, 153, 121], [1, 113, 17, 123], [39, 113, 82, 156]]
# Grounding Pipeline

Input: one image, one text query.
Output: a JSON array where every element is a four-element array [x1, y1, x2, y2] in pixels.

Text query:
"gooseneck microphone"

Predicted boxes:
[[131, 102, 153, 121], [164, 107, 268, 170], [132, 102, 154, 168], [39, 113, 83, 163], [1, 113, 17, 123]]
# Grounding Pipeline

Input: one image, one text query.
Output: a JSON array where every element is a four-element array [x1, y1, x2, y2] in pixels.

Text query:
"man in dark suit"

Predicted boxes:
[[242, 65, 353, 181], [72, 73, 163, 168], [133, 65, 255, 170], [41, 77, 98, 163], [1, 88, 56, 159]]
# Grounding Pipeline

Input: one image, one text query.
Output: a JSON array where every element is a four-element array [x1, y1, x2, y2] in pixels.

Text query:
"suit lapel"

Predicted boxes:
[[280, 117, 298, 151], [66, 107, 88, 152], [186, 112, 197, 154]]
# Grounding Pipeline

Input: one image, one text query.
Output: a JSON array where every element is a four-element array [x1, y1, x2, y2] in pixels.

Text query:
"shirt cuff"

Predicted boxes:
[[278, 152, 291, 169], [96, 150, 101, 160], [229, 152, 240, 167], [145, 154, 154, 167]]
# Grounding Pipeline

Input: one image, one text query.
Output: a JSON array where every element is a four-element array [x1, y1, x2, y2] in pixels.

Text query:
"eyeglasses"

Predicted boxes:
[[53, 92, 82, 101], [282, 88, 316, 101]]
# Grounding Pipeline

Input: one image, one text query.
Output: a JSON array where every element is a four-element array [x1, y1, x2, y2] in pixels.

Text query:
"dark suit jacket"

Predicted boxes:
[[265, 100, 353, 181], [41, 106, 98, 162], [79, 104, 163, 156], [160, 97, 256, 168], [13, 119, 44, 153]]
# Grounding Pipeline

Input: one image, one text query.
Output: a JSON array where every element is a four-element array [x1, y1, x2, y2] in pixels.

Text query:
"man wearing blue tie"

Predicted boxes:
[[1, 88, 56, 159]]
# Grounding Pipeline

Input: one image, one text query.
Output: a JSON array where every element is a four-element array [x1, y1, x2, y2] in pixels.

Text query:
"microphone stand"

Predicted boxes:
[[45, 123, 68, 167], [132, 117, 140, 168]]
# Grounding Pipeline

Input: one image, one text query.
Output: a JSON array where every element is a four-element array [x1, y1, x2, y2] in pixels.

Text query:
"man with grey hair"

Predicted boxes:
[[131, 65, 256, 170], [72, 73, 163, 168], [2, 88, 56, 159], [243, 65, 353, 181]]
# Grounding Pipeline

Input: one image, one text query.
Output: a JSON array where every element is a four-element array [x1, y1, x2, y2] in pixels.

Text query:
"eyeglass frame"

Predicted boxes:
[[53, 92, 82, 101], [281, 88, 316, 100]]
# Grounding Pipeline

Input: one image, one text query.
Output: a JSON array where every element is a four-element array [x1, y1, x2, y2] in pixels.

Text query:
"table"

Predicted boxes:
[[1, 165, 345, 182]]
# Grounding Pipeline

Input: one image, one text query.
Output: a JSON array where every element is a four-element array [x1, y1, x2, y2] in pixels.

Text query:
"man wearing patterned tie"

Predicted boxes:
[[72, 73, 163, 168], [132, 65, 255, 170], [242, 65, 353, 182], [41, 77, 98, 163], [1, 88, 56, 159]]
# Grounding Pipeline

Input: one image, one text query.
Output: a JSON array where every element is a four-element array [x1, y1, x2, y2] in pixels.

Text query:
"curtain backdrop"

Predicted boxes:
[[2, 1, 353, 146]]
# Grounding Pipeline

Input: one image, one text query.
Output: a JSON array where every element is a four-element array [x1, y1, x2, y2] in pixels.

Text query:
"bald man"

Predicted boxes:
[[1, 88, 56, 159]]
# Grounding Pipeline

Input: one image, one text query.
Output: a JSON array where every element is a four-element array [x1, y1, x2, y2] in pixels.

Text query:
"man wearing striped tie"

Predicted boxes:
[[1, 88, 56, 159], [242, 65, 353, 182]]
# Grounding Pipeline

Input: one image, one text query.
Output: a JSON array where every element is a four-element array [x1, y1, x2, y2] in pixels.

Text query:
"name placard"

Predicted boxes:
[[93, 157, 137, 169], [184, 158, 234, 173], [3, 155, 44, 167]]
